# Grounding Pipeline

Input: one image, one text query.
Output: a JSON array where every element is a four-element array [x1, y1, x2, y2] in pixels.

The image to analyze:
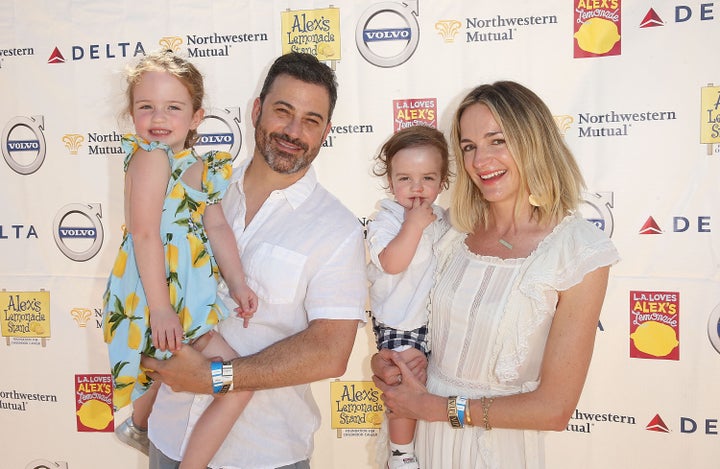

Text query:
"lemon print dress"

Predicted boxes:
[[414, 213, 619, 469], [102, 135, 233, 410]]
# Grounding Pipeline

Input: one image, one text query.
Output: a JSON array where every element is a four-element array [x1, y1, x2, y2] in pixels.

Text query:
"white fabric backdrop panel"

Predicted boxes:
[[1, 1, 718, 468]]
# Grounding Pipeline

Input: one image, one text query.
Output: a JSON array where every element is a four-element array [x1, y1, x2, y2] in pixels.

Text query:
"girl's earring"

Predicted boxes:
[[528, 194, 541, 207]]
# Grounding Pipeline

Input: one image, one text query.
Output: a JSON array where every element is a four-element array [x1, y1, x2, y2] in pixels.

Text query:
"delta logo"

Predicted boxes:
[[646, 414, 670, 432], [640, 3, 718, 28], [639, 215, 712, 234], [573, 0, 622, 58], [629, 291, 679, 360], [48, 41, 146, 64]]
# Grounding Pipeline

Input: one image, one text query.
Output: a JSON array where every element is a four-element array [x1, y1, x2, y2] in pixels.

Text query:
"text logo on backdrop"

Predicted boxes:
[[463, 10, 558, 44], [2, 116, 46, 175], [580, 192, 615, 236], [330, 381, 382, 437], [281, 8, 341, 66], [435, 20, 462, 43], [53, 203, 104, 262], [640, 4, 718, 28], [574, 0, 622, 58], [182, 28, 270, 59], [566, 409, 637, 434], [75, 374, 114, 432], [629, 291, 680, 360], [700, 84, 720, 155], [574, 108, 677, 138], [47, 42, 146, 63], [355, 0, 420, 68], [639, 215, 712, 234], [24, 460, 68, 469], [197, 108, 243, 160], [0, 290, 50, 347], [0, 46, 35, 70], [708, 303, 720, 354], [393, 98, 437, 132]]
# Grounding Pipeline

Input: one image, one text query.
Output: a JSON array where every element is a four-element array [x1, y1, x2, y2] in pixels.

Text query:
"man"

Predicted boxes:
[[141, 52, 368, 469]]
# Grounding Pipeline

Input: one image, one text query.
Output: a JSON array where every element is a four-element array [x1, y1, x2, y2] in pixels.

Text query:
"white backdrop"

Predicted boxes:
[[1, 1, 719, 468]]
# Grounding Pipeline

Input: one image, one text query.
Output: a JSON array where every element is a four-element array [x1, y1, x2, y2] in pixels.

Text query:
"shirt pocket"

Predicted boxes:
[[245, 242, 307, 304]]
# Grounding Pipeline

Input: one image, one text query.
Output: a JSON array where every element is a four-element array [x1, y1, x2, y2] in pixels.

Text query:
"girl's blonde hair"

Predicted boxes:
[[450, 81, 585, 232], [125, 50, 204, 149]]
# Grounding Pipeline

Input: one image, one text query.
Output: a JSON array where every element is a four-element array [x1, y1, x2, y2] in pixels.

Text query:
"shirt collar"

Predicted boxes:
[[234, 156, 317, 210]]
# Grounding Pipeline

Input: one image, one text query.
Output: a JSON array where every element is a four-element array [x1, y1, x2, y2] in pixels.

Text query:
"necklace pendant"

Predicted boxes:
[[499, 239, 513, 250]]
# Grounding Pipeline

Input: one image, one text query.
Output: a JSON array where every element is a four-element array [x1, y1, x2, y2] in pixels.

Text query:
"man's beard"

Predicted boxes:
[[255, 126, 319, 175]]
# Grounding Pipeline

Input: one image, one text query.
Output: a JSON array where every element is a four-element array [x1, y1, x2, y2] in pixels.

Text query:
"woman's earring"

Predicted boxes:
[[528, 194, 541, 207]]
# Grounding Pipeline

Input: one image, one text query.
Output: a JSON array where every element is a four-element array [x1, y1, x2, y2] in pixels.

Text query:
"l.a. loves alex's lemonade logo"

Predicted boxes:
[[75, 374, 114, 432], [629, 291, 679, 360], [0, 290, 50, 346], [574, 0, 621, 58]]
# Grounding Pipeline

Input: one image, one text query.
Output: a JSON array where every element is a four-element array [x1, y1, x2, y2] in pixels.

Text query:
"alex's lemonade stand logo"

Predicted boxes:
[[331, 381, 384, 431], [630, 291, 680, 360], [0, 290, 50, 346]]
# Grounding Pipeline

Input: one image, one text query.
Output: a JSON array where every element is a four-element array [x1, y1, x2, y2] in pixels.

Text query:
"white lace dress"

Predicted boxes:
[[414, 214, 619, 469]]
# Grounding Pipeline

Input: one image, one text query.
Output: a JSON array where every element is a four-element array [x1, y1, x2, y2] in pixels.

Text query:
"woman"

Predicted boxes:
[[372, 81, 620, 469]]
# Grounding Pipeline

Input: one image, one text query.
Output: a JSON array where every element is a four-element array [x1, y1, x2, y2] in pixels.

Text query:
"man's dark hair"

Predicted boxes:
[[259, 52, 338, 121]]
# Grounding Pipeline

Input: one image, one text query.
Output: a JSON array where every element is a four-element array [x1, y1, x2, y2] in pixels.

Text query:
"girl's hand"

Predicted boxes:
[[149, 308, 184, 352], [371, 349, 427, 385], [231, 284, 258, 328]]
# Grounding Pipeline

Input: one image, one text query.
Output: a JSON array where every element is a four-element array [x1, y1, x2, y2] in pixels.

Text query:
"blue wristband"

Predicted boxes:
[[211, 361, 223, 394], [456, 396, 467, 428]]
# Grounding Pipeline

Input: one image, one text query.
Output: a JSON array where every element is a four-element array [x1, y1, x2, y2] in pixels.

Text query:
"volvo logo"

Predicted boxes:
[[197, 107, 242, 161], [53, 203, 104, 262], [580, 191, 615, 236], [355, 0, 420, 68], [2, 115, 46, 175]]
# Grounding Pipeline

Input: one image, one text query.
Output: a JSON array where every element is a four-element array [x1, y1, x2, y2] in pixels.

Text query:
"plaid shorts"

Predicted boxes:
[[372, 317, 429, 356]]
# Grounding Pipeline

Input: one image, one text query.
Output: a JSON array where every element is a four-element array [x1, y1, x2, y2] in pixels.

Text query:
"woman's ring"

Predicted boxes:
[[397, 374, 402, 384]]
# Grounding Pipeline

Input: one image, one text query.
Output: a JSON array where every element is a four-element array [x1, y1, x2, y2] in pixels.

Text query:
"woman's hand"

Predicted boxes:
[[371, 348, 428, 386], [372, 357, 432, 421]]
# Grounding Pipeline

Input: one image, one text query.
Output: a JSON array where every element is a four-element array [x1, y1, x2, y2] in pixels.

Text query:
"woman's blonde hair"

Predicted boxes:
[[125, 50, 204, 149], [450, 81, 585, 232]]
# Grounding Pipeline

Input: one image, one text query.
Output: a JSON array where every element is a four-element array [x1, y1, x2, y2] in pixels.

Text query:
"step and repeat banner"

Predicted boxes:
[[1, 1, 719, 468]]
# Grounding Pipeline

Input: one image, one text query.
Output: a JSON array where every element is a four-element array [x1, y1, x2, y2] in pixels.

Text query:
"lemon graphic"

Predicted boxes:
[[113, 375, 136, 410], [574, 17, 620, 55], [318, 42, 335, 58], [29, 321, 45, 335], [367, 412, 383, 425], [630, 321, 679, 357], [76, 399, 114, 430], [112, 249, 128, 277]]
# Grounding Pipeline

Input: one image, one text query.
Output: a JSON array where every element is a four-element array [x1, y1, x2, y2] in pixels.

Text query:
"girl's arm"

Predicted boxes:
[[373, 265, 610, 431], [126, 148, 183, 351], [378, 199, 436, 274], [204, 203, 257, 325]]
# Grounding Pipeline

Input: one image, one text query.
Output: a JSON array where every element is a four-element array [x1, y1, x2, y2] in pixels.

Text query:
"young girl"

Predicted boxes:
[[367, 125, 452, 469], [102, 50, 256, 469]]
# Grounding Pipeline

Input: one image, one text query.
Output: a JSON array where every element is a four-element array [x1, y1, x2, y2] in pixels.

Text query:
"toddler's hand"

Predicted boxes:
[[404, 198, 436, 232]]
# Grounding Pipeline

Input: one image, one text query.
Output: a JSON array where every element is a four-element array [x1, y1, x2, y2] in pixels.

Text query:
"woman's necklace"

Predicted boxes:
[[498, 239, 513, 250]]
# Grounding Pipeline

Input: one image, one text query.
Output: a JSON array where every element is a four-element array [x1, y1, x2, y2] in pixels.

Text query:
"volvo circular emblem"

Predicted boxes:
[[355, 1, 420, 68], [580, 191, 615, 237], [53, 203, 104, 262], [2, 115, 46, 175], [197, 107, 242, 161]]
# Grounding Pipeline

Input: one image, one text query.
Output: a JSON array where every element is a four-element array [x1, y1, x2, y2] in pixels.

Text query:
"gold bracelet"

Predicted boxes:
[[465, 398, 473, 426], [481, 397, 494, 430], [447, 396, 462, 428]]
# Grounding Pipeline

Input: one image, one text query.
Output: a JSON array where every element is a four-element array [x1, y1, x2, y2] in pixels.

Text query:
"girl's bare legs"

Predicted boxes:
[[129, 380, 159, 429], [178, 331, 252, 469]]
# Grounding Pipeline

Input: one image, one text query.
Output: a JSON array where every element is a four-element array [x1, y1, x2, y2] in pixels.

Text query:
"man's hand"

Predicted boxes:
[[371, 348, 427, 386], [142, 342, 214, 394]]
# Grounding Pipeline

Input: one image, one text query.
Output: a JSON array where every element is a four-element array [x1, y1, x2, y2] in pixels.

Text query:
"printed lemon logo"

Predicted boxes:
[[574, 17, 620, 54], [630, 321, 679, 357], [76, 399, 114, 430], [367, 412, 383, 425], [29, 321, 45, 335], [317, 42, 336, 58]]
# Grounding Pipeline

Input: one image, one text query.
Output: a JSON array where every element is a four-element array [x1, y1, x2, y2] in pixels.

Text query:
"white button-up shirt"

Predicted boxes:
[[149, 158, 368, 469]]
